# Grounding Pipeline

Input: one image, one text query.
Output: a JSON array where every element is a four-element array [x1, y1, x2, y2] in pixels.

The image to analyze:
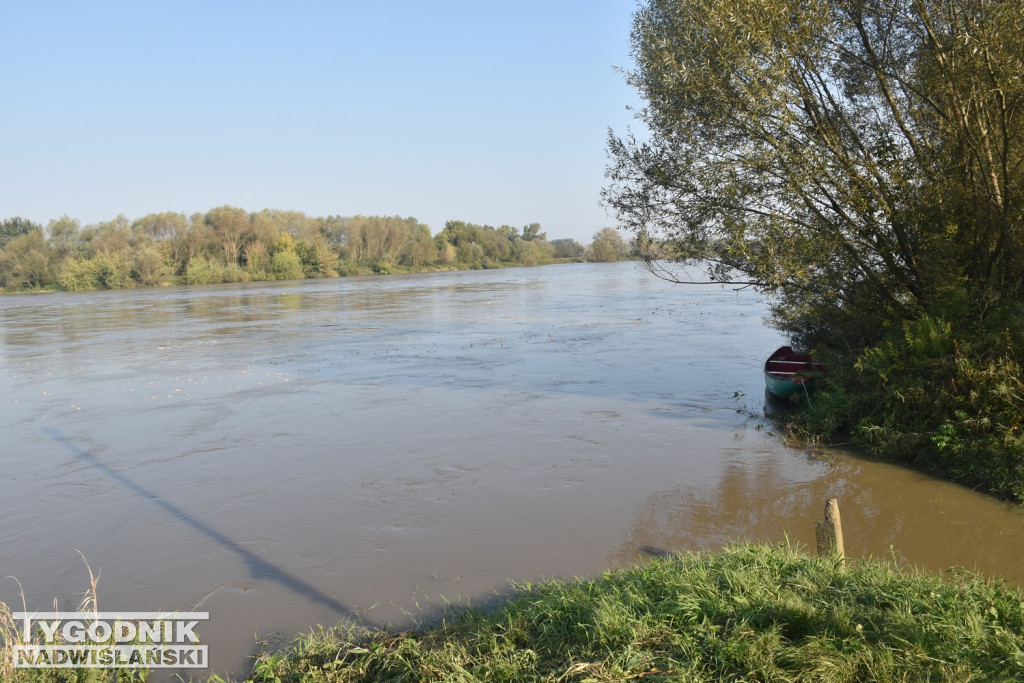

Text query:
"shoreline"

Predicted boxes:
[[8, 542, 1021, 682]]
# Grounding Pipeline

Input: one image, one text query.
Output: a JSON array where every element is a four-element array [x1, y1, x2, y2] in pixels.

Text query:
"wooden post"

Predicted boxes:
[[815, 498, 845, 565]]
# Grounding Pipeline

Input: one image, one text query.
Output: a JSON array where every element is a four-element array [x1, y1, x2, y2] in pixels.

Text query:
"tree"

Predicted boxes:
[[0, 216, 41, 249], [244, 240, 272, 280], [340, 215, 410, 266], [46, 215, 83, 261], [271, 233, 306, 280], [587, 228, 630, 262], [205, 205, 251, 266], [298, 234, 340, 277], [0, 229, 51, 289], [521, 222, 546, 241], [272, 248, 305, 280], [168, 214, 213, 273], [550, 238, 586, 260], [131, 243, 171, 286], [132, 211, 188, 241], [605, 0, 1024, 346], [86, 214, 132, 254], [400, 224, 438, 268]]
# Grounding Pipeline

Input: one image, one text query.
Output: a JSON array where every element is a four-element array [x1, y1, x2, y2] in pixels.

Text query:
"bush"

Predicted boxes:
[[57, 252, 133, 290], [793, 313, 1024, 502], [184, 255, 217, 285], [456, 242, 485, 269], [130, 244, 171, 286], [91, 251, 132, 289], [272, 249, 305, 281], [57, 256, 102, 291], [372, 259, 399, 275]]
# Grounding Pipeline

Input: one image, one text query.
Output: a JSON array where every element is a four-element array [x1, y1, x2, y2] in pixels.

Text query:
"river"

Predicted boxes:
[[2, 261, 1022, 679]]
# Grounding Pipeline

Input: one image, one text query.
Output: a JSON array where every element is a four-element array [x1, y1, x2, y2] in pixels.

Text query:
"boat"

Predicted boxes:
[[764, 346, 824, 399]]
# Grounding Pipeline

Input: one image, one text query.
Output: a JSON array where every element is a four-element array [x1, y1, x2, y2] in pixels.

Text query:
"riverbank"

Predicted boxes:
[[0, 211, 634, 294], [788, 312, 1024, 505], [236, 542, 1024, 682], [0, 256, 594, 295], [8, 543, 1019, 681]]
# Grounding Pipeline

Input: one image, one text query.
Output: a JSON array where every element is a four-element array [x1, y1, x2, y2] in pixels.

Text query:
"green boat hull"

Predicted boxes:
[[764, 372, 805, 399], [764, 345, 823, 399]]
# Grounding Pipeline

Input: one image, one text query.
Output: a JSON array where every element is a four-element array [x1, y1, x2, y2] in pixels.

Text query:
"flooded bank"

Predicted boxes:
[[2, 262, 1022, 679]]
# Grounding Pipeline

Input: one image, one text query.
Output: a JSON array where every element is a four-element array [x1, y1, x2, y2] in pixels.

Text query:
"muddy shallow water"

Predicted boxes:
[[2, 262, 1023, 679]]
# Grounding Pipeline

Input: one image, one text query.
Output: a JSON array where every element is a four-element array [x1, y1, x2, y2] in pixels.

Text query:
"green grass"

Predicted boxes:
[[5, 544, 1023, 681], [241, 544, 1024, 682]]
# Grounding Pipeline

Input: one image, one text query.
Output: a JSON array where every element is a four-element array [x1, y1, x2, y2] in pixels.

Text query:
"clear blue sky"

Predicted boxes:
[[1, 1, 642, 244]]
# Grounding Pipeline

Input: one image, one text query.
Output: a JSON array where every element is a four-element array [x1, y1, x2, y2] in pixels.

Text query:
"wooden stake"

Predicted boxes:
[[815, 498, 845, 565]]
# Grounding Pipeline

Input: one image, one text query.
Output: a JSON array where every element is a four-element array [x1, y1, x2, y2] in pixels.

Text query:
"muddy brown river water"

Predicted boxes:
[[2, 261, 1023, 679]]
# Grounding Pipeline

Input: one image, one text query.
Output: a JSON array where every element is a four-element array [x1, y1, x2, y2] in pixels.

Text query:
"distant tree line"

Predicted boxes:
[[0, 209, 631, 292]]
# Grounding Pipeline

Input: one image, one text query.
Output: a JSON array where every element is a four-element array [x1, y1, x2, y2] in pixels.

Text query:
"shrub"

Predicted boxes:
[[272, 249, 305, 281], [793, 313, 1024, 502], [58, 256, 102, 291], [184, 255, 217, 285]]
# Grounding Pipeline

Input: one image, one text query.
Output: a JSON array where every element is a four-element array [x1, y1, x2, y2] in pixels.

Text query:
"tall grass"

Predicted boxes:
[[245, 543, 1024, 682], [0, 553, 151, 682]]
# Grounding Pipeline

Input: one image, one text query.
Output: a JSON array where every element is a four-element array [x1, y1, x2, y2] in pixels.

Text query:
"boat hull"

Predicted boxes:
[[765, 371, 806, 399], [764, 346, 823, 399]]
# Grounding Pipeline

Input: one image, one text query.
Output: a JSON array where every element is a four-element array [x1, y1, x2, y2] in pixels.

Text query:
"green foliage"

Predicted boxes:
[[245, 543, 1024, 682], [131, 211, 188, 241], [795, 313, 1024, 502], [184, 255, 219, 285], [244, 241, 272, 280], [57, 252, 133, 290], [205, 205, 251, 266], [435, 220, 555, 269], [0, 216, 41, 249], [611, 0, 1024, 499], [0, 209, 556, 293], [272, 249, 306, 281], [46, 215, 83, 260], [520, 222, 546, 241], [456, 240, 486, 269], [130, 243, 171, 286], [371, 258, 399, 275], [549, 238, 586, 260], [607, 0, 1024, 346], [0, 229, 51, 289], [297, 234, 339, 278], [92, 251, 133, 289], [0, 567, 157, 683], [337, 260, 371, 277], [515, 239, 545, 266], [57, 255, 100, 291], [336, 215, 420, 267], [185, 255, 249, 285], [586, 227, 629, 262]]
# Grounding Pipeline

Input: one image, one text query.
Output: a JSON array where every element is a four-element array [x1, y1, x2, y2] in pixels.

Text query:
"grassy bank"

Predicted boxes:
[[4, 544, 1022, 681], [238, 543, 1023, 682]]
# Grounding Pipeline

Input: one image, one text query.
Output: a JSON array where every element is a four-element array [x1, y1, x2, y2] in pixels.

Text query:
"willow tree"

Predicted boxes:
[[605, 0, 1024, 346]]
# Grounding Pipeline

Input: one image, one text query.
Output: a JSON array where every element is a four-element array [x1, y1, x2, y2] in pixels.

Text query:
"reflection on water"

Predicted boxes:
[[612, 446, 1024, 583], [1, 262, 1022, 679]]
